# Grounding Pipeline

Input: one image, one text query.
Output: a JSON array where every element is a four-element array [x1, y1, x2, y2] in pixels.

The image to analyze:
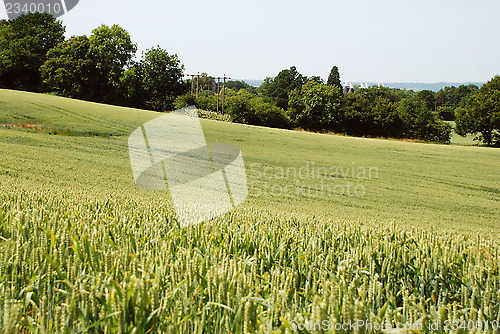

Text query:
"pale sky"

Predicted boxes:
[[2, 0, 499, 83]]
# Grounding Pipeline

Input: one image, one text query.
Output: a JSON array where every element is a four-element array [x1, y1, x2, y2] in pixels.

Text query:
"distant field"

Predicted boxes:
[[446, 121, 477, 146], [0, 89, 499, 333], [1, 89, 497, 233]]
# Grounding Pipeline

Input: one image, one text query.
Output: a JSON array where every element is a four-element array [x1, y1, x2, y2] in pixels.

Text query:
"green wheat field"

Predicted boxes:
[[0, 88, 499, 333]]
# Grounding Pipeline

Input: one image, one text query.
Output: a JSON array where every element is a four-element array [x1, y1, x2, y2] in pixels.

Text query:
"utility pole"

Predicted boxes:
[[222, 74, 230, 115], [196, 72, 200, 98], [186, 74, 195, 95], [186, 74, 200, 96], [186, 73, 228, 112], [207, 76, 212, 94], [216, 77, 221, 113]]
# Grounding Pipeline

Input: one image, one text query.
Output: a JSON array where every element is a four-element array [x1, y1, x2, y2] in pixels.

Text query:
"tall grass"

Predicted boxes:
[[1, 179, 498, 333], [1, 89, 499, 332]]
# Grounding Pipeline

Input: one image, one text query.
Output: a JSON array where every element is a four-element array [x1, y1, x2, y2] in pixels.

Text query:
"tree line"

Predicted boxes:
[[0, 13, 185, 110], [176, 66, 453, 143], [1, 13, 498, 146]]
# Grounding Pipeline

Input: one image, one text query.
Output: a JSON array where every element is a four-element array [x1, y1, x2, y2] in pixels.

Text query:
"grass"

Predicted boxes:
[[0, 89, 158, 137], [1, 88, 497, 233], [0, 88, 499, 333], [446, 121, 478, 146]]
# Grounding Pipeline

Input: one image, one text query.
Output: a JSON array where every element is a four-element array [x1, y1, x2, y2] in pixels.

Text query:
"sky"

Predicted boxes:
[[2, 0, 500, 83]]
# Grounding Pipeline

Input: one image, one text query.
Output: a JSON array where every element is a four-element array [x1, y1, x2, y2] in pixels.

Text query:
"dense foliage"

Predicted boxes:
[[245, 70, 451, 142], [0, 13, 65, 91], [1, 14, 184, 109], [259, 66, 307, 110], [40, 35, 94, 99], [327, 66, 342, 93], [133, 47, 185, 112], [455, 76, 500, 146], [288, 80, 342, 131]]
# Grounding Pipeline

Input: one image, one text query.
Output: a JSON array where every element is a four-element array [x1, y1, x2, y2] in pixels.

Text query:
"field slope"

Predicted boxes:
[[0, 89, 499, 333], [1, 88, 498, 233]]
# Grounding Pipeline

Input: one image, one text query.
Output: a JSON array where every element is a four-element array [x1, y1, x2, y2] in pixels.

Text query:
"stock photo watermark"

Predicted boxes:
[[290, 320, 423, 332], [248, 161, 379, 199], [128, 106, 248, 228], [289, 319, 500, 332], [3, 0, 79, 20], [127, 107, 379, 227]]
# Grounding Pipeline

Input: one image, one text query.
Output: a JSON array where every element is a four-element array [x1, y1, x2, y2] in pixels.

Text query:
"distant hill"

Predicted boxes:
[[354, 82, 485, 92], [237, 79, 264, 87], [240, 79, 484, 92]]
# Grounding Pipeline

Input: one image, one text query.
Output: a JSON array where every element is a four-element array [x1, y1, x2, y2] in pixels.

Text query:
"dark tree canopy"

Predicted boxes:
[[456, 76, 500, 146], [40, 24, 138, 105], [225, 80, 253, 92], [342, 94, 402, 138], [327, 66, 342, 93], [137, 46, 184, 111], [40, 35, 93, 99], [260, 66, 307, 109], [288, 80, 342, 131], [87, 24, 137, 103], [0, 13, 65, 91], [397, 97, 451, 143], [416, 90, 436, 111], [435, 84, 478, 110]]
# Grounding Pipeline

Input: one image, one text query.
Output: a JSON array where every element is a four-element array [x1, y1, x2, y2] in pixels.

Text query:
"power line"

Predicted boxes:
[[185, 73, 231, 113]]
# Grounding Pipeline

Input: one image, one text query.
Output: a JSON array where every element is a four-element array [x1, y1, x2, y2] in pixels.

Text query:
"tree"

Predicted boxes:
[[308, 76, 324, 84], [288, 81, 342, 131], [137, 46, 185, 111], [0, 13, 65, 91], [371, 98, 403, 138], [341, 93, 372, 136], [327, 66, 342, 93], [225, 80, 254, 92], [40, 35, 94, 98], [226, 90, 290, 128], [226, 91, 260, 125], [89, 24, 136, 71], [354, 86, 408, 104], [342, 94, 402, 138], [41, 25, 142, 106], [88, 24, 137, 103], [416, 90, 436, 111], [260, 66, 307, 109], [435, 88, 447, 108], [434, 84, 478, 121], [435, 84, 478, 110], [397, 97, 452, 143], [455, 76, 500, 146], [119, 66, 142, 107]]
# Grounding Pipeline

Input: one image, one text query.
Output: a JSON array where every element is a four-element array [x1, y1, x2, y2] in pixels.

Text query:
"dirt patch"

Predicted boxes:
[[1, 123, 42, 131], [0, 123, 116, 138]]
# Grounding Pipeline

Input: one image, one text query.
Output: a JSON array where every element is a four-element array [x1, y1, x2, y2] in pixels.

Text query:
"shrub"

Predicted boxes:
[[437, 106, 456, 121], [227, 91, 291, 129], [173, 93, 196, 110], [398, 97, 452, 143]]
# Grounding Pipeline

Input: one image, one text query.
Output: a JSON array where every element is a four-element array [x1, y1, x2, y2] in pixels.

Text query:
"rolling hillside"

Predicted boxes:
[[1, 89, 499, 333], [0, 88, 498, 233]]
